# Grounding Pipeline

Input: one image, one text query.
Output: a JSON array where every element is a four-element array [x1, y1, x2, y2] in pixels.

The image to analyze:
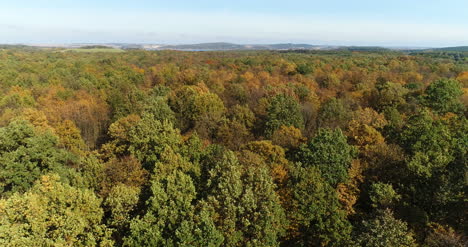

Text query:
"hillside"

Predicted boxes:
[[430, 46, 468, 52], [5, 42, 468, 52]]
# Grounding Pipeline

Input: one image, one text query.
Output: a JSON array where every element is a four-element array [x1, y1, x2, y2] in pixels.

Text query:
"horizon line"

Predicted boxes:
[[2, 42, 466, 49]]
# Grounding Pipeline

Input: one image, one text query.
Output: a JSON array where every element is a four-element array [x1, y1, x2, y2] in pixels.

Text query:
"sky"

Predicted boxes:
[[0, 0, 467, 47]]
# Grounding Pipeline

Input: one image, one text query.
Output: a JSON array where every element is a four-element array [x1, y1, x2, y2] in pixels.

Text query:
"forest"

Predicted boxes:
[[0, 47, 466, 246]]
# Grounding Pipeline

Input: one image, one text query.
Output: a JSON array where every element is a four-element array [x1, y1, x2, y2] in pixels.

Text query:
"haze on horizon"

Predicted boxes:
[[1, 0, 467, 47]]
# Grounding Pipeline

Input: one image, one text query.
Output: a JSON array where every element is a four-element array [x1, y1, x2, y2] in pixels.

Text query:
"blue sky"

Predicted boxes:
[[0, 0, 467, 47]]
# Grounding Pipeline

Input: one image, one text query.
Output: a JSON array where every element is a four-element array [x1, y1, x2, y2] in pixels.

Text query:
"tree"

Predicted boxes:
[[126, 114, 182, 167], [351, 107, 388, 129], [355, 209, 417, 247], [456, 71, 468, 86], [371, 81, 408, 111], [228, 104, 255, 130], [142, 96, 176, 125], [38, 88, 110, 148], [215, 118, 253, 150], [316, 72, 341, 89], [104, 184, 141, 243], [100, 114, 141, 159], [264, 94, 304, 137], [317, 98, 351, 129], [294, 128, 356, 187], [399, 110, 454, 178], [169, 84, 225, 138], [0, 86, 35, 111], [287, 164, 352, 246], [271, 125, 305, 150], [17, 108, 51, 131], [125, 148, 222, 246], [75, 153, 105, 192], [397, 111, 466, 228], [422, 79, 464, 114], [107, 84, 146, 121], [125, 170, 198, 246], [368, 182, 401, 208], [0, 174, 113, 246], [424, 223, 466, 247], [100, 156, 148, 196], [347, 120, 385, 150], [240, 140, 290, 185], [102, 113, 182, 169], [215, 104, 256, 150], [203, 151, 287, 246], [55, 119, 86, 154], [0, 120, 75, 195], [296, 63, 313, 75]]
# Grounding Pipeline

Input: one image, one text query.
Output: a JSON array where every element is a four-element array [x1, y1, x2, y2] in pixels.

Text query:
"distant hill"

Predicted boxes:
[[338, 46, 391, 52], [0, 44, 37, 49], [79, 45, 114, 49], [135, 43, 427, 52], [4, 42, 467, 52], [142, 42, 330, 51], [158, 42, 246, 51], [429, 46, 468, 52]]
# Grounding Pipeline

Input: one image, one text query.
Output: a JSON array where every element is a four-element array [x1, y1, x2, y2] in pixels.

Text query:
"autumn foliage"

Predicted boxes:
[[0, 48, 466, 246]]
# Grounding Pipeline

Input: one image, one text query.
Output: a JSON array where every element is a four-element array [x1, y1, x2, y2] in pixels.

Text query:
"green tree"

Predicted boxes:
[[0, 174, 113, 246], [355, 209, 417, 247], [125, 148, 222, 247], [169, 85, 225, 138], [264, 94, 304, 137], [102, 113, 182, 169], [422, 79, 464, 114], [142, 96, 176, 125], [296, 63, 313, 75], [294, 128, 356, 187], [371, 81, 409, 111], [204, 151, 287, 246], [287, 164, 352, 246], [228, 104, 255, 130], [397, 112, 466, 228], [104, 184, 140, 231], [317, 98, 351, 129], [369, 182, 401, 208], [399, 110, 454, 178], [0, 120, 75, 195], [127, 114, 182, 167], [125, 170, 199, 246]]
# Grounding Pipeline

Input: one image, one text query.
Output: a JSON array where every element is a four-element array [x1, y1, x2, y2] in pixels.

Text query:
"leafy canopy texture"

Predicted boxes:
[[265, 94, 304, 137], [355, 209, 417, 247], [287, 164, 352, 246], [0, 174, 113, 247], [0, 48, 466, 246], [423, 79, 464, 114], [294, 128, 356, 186], [0, 120, 74, 196], [124, 148, 223, 247], [203, 151, 287, 247]]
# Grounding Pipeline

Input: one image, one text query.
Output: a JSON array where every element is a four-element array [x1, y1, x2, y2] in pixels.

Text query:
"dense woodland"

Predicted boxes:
[[0, 47, 466, 246]]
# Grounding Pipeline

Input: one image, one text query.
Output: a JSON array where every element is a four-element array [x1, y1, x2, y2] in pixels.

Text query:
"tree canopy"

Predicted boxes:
[[0, 48, 466, 246]]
